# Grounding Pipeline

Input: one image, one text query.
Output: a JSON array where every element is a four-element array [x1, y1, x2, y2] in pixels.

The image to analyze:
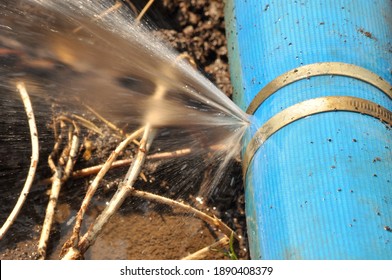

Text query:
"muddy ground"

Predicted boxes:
[[0, 0, 249, 260]]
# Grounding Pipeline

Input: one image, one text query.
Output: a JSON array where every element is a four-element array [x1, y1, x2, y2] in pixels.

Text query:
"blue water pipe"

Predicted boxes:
[[225, 0, 392, 259]]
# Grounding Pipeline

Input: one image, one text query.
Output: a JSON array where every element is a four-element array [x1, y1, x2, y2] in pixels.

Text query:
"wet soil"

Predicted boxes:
[[0, 0, 249, 260]]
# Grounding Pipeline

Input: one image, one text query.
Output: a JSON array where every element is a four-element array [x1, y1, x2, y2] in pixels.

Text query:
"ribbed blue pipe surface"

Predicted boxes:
[[225, 0, 392, 259]]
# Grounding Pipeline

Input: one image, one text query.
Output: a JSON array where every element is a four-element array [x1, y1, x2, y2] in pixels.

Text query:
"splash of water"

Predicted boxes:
[[0, 0, 249, 258], [0, 0, 249, 196]]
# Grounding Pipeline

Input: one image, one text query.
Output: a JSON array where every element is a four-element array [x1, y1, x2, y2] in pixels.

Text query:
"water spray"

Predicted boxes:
[[0, 0, 249, 259]]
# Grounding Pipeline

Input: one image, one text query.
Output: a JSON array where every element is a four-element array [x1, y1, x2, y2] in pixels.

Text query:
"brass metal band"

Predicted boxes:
[[246, 62, 392, 115], [242, 96, 392, 177]]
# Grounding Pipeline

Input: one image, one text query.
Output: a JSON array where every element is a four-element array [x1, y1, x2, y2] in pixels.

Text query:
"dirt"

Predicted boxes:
[[157, 0, 232, 97], [0, 0, 249, 260]]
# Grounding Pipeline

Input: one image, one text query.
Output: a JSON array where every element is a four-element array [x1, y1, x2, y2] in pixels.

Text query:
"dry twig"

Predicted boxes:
[[71, 114, 104, 136], [70, 158, 133, 179], [58, 44, 236, 258], [64, 84, 165, 258], [41, 146, 205, 185], [181, 236, 230, 260], [83, 103, 125, 137], [40, 144, 225, 184], [38, 120, 80, 259], [75, 125, 153, 256], [132, 189, 236, 238], [136, 0, 155, 23], [62, 127, 144, 252], [73, 1, 123, 33], [0, 82, 39, 240]]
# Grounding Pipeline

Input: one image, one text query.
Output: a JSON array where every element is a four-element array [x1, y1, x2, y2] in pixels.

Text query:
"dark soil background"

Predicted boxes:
[[0, 0, 249, 260]]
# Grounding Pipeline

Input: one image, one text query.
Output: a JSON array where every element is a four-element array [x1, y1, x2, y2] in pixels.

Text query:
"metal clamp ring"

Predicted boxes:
[[243, 96, 392, 177], [246, 62, 392, 115]]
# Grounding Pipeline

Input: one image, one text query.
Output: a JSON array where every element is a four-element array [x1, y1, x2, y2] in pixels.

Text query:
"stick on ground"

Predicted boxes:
[[136, 0, 155, 23], [181, 236, 230, 260], [67, 84, 166, 258], [38, 121, 80, 259], [132, 189, 237, 239], [75, 125, 153, 256], [0, 82, 39, 240], [63, 127, 144, 251], [73, 1, 123, 33]]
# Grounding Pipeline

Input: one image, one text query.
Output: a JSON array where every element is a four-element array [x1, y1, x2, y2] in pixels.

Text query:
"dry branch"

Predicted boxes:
[[41, 146, 198, 185], [132, 189, 236, 239], [66, 144, 226, 180], [147, 148, 192, 160], [55, 115, 103, 137], [75, 125, 153, 256], [65, 84, 166, 258], [38, 121, 80, 259], [37, 166, 62, 259], [63, 127, 144, 250], [63, 123, 80, 181], [73, 1, 123, 33], [136, 0, 155, 23], [181, 236, 230, 260], [71, 114, 104, 136], [58, 44, 237, 258], [83, 103, 125, 137], [0, 82, 39, 240], [70, 158, 133, 179]]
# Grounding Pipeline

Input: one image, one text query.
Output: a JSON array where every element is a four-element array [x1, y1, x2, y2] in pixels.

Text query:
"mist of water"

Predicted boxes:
[[0, 0, 249, 245]]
